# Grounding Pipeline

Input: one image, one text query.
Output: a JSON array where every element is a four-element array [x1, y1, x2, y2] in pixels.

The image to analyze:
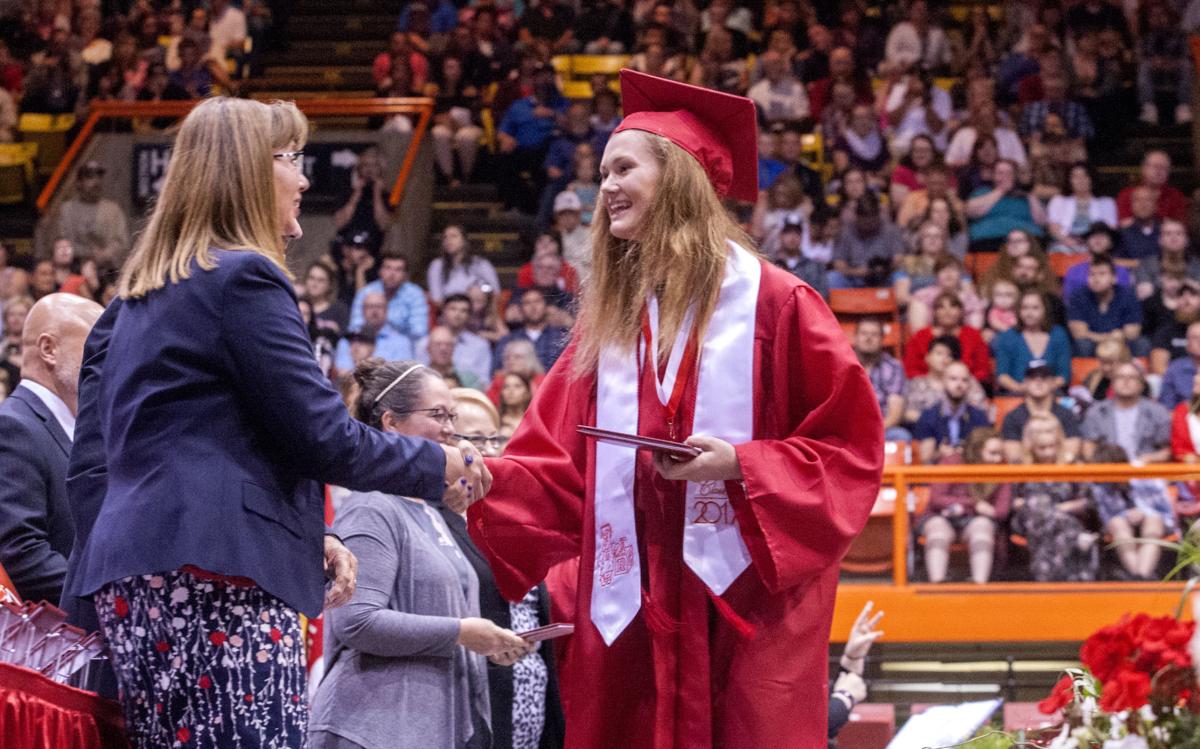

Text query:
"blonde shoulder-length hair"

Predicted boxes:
[[1021, 413, 1068, 465], [119, 97, 308, 299], [573, 131, 754, 378]]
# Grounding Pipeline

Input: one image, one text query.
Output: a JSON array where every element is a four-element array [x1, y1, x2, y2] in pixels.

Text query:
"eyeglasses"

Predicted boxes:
[[273, 151, 305, 167], [391, 407, 457, 425], [453, 433, 509, 450]]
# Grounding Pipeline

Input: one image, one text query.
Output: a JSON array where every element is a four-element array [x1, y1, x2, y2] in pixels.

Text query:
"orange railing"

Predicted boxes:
[[882, 462, 1200, 587], [36, 97, 435, 213]]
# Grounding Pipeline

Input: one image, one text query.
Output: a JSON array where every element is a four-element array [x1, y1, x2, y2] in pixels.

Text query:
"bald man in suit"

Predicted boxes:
[[0, 293, 102, 602]]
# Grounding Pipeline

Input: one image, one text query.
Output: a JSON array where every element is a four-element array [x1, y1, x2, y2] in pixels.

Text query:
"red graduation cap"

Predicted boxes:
[[614, 69, 759, 203]]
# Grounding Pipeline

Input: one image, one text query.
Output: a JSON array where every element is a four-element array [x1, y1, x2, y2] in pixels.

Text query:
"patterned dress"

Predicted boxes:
[[94, 568, 307, 748], [508, 589, 549, 749], [1013, 481, 1099, 582]]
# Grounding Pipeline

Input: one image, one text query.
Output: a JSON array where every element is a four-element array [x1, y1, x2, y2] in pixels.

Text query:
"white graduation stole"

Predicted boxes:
[[591, 242, 759, 646]]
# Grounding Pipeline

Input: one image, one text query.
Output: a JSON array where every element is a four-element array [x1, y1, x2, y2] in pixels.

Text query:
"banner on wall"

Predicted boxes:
[[132, 142, 374, 212]]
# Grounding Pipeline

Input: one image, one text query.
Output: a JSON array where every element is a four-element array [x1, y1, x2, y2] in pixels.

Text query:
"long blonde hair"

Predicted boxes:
[[573, 131, 753, 377], [119, 98, 308, 298]]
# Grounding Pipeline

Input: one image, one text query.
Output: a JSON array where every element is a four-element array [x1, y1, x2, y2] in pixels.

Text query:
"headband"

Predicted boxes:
[[373, 364, 425, 405]]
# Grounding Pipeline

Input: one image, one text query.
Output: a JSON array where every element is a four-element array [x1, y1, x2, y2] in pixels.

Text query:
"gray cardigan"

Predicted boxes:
[[308, 491, 490, 749]]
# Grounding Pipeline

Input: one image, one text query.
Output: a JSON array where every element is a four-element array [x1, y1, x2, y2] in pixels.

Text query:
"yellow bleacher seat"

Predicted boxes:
[[570, 55, 630, 78], [18, 113, 75, 178], [562, 80, 594, 100], [0, 142, 37, 204], [551, 56, 572, 76]]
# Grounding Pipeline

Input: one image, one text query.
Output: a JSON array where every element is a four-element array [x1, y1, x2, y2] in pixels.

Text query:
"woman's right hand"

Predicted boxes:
[[457, 617, 528, 656]]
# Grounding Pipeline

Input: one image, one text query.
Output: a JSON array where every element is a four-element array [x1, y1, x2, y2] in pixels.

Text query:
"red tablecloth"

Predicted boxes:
[[0, 662, 128, 748]]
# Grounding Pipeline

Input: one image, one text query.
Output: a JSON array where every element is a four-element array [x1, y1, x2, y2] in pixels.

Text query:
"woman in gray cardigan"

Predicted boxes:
[[309, 359, 531, 749]]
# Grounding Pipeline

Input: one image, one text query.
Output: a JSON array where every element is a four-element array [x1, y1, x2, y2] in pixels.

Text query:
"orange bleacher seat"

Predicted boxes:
[[992, 395, 1023, 427], [1071, 357, 1097, 387], [829, 287, 902, 356], [966, 252, 999, 283], [883, 440, 910, 466], [1049, 252, 1087, 279]]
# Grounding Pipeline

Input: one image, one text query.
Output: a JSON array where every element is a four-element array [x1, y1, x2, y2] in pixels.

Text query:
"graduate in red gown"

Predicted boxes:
[[467, 70, 884, 749]]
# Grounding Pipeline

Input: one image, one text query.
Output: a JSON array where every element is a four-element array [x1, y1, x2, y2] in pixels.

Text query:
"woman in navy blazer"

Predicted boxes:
[[66, 98, 490, 749]]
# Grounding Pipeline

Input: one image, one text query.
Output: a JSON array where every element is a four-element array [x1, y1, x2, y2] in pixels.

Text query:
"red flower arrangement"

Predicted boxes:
[[1037, 612, 1200, 747]]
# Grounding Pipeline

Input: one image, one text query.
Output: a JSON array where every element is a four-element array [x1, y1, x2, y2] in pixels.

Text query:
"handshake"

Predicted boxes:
[[441, 440, 493, 514]]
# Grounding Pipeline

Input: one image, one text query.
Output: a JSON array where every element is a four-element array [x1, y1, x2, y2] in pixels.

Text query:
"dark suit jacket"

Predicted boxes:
[[0, 385, 73, 603], [67, 251, 447, 617], [438, 503, 566, 749]]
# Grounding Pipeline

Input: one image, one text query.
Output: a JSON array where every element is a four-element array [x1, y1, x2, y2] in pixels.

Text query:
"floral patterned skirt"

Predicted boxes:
[[94, 569, 308, 748]]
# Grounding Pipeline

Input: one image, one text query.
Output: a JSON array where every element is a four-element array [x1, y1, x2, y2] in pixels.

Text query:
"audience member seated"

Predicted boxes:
[[909, 195, 969, 258], [883, 0, 950, 73], [1143, 272, 1191, 350], [348, 254, 429, 359], [914, 361, 991, 464], [891, 139, 956, 222], [420, 326, 484, 389], [466, 282, 509, 344], [1018, 69, 1095, 146], [1046, 164, 1118, 252], [1116, 186, 1163, 262], [1149, 280, 1200, 374], [904, 292, 991, 384], [883, 77, 950, 159], [747, 50, 810, 126], [43, 161, 131, 267], [832, 104, 890, 180], [752, 174, 809, 259], [428, 56, 484, 186], [373, 31, 429, 93], [1089, 444, 1175, 580], [1062, 223, 1132, 300], [808, 46, 873, 121], [563, 147, 600, 230], [334, 231, 379, 308], [906, 254, 982, 333], [576, 0, 636, 54], [337, 289, 420, 373], [1082, 360, 1171, 464], [427, 225, 501, 304], [945, 103, 1028, 171], [332, 148, 392, 259], [1135, 219, 1200, 300], [484, 338, 545, 406], [496, 63, 568, 213], [29, 260, 57, 300], [829, 194, 904, 290], [1160, 321, 1200, 409], [965, 159, 1047, 253], [302, 260, 350, 340], [1169, 369, 1200, 462], [992, 290, 1072, 394], [1012, 414, 1099, 582], [518, 0, 576, 54], [1, 297, 31, 382], [512, 252, 576, 326], [492, 288, 567, 374], [539, 103, 598, 223], [830, 166, 881, 223], [895, 224, 953, 310], [904, 334, 988, 426], [1001, 359, 1084, 462], [1136, 1, 1193, 126], [852, 318, 908, 441], [773, 218, 827, 299], [979, 277, 1020, 344], [416, 294, 492, 386], [688, 27, 748, 94], [1116, 150, 1189, 224], [954, 133, 999, 203], [1068, 255, 1146, 357], [918, 427, 1011, 583], [497, 371, 534, 438], [517, 231, 580, 296]]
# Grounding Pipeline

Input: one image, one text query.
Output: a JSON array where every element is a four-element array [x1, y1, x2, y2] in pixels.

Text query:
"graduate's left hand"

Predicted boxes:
[[653, 435, 743, 483]]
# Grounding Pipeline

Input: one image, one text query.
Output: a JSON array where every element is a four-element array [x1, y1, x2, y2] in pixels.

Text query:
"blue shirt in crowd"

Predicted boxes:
[[1160, 356, 1198, 410], [913, 400, 991, 448], [990, 325, 1073, 390], [1066, 285, 1142, 334]]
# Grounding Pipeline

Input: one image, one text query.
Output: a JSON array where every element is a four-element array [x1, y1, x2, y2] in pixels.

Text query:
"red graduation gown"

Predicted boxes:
[[468, 262, 883, 749]]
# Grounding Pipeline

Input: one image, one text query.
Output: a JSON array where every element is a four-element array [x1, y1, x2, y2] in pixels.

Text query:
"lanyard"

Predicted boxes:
[[640, 301, 699, 440]]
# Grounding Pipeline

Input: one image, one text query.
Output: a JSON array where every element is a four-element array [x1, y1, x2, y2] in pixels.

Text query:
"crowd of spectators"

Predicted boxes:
[[1, 0, 1200, 588]]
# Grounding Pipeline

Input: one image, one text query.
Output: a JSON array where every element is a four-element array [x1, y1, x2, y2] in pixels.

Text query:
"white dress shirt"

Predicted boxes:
[[18, 380, 75, 441]]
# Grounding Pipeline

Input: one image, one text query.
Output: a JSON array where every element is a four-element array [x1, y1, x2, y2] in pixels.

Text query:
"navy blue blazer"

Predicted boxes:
[[0, 386, 74, 603], [67, 251, 446, 617]]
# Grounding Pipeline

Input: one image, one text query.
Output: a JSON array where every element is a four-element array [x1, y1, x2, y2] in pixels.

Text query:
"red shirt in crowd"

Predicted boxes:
[[903, 324, 992, 385], [1116, 184, 1190, 223]]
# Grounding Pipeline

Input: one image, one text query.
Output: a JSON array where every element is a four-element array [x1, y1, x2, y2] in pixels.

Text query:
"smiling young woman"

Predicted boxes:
[[466, 71, 884, 748]]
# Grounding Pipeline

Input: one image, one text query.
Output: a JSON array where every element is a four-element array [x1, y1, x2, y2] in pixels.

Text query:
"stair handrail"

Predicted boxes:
[[36, 97, 435, 213]]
